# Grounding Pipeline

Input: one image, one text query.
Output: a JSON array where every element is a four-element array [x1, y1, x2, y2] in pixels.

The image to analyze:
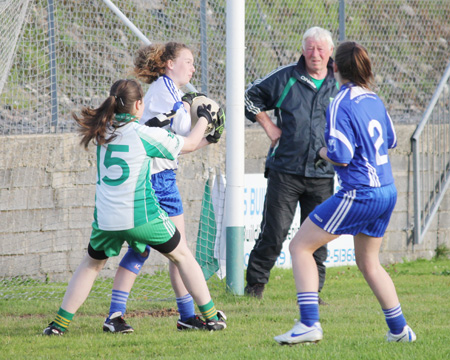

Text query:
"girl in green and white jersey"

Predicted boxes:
[[43, 79, 226, 335]]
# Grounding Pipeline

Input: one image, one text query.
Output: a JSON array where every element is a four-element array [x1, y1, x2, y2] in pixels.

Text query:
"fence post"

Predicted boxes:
[[200, 0, 208, 94], [47, 0, 58, 132], [339, 0, 345, 41]]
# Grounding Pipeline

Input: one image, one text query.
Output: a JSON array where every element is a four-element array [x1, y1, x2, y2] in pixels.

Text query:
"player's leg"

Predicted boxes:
[[354, 233, 416, 342], [274, 218, 337, 345], [43, 247, 108, 335], [103, 245, 150, 333], [246, 171, 299, 298], [155, 229, 226, 331], [169, 214, 204, 330], [299, 177, 334, 295]]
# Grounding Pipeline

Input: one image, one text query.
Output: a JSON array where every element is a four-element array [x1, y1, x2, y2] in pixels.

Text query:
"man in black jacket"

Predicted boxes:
[[244, 26, 338, 300]]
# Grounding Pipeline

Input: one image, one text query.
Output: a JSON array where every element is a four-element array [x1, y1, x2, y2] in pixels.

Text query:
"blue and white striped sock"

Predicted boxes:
[[176, 293, 195, 322], [383, 303, 407, 335], [108, 290, 130, 320], [297, 292, 320, 327]]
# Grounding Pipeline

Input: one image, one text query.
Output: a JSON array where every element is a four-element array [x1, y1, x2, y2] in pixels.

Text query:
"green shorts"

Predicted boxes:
[[89, 214, 179, 259]]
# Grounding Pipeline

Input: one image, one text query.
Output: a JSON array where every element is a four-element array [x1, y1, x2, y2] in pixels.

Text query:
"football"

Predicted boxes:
[[189, 96, 219, 135]]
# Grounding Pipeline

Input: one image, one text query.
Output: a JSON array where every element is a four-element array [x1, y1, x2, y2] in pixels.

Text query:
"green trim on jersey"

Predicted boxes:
[[137, 128, 178, 160], [132, 156, 165, 227], [275, 77, 297, 109]]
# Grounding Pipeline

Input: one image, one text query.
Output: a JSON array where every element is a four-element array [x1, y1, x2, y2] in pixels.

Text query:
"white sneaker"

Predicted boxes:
[[274, 321, 323, 345], [386, 325, 416, 342]]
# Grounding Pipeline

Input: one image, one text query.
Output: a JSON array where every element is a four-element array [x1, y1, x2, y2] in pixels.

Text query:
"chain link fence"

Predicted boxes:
[[1, 0, 450, 300], [2, 0, 450, 135]]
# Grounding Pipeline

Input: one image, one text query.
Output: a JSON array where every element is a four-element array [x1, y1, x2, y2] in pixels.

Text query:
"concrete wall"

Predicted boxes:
[[0, 124, 448, 281]]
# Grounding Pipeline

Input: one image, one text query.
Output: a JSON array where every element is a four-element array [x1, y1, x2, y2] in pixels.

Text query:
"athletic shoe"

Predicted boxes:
[[177, 315, 206, 331], [386, 325, 416, 342], [274, 321, 323, 345], [103, 312, 134, 334], [43, 322, 64, 336], [244, 283, 265, 299], [205, 310, 227, 331]]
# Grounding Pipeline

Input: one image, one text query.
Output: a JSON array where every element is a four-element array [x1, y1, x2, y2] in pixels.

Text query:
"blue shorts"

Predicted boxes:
[[151, 170, 183, 217], [309, 183, 397, 237]]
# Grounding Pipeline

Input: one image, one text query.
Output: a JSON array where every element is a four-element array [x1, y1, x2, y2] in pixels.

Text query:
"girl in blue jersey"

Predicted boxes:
[[43, 79, 226, 335], [274, 42, 416, 345], [103, 42, 221, 333]]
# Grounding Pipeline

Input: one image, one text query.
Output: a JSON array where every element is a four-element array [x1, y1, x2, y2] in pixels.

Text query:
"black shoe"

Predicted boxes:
[[245, 283, 265, 299], [205, 310, 227, 331], [43, 322, 65, 336], [177, 315, 206, 331], [103, 312, 134, 333], [318, 296, 329, 306]]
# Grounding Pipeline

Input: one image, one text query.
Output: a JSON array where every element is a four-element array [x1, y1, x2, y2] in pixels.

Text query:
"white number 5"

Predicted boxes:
[[368, 120, 388, 165]]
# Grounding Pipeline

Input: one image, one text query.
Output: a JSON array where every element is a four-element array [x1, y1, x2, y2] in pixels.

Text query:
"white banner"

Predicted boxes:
[[242, 174, 355, 268]]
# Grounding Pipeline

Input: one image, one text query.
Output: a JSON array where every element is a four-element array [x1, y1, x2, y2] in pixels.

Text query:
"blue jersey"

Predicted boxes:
[[325, 83, 397, 190]]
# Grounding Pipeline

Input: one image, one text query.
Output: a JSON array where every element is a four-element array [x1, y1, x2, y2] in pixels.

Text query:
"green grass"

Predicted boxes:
[[1, 259, 450, 360]]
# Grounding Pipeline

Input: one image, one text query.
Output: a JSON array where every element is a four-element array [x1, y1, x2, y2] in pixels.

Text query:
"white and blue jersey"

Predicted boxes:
[[141, 75, 191, 174], [325, 83, 397, 191], [140, 75, 191, 216], [310, 83, 398, 237]]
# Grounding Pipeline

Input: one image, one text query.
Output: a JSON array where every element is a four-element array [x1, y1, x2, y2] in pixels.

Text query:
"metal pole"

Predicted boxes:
[[339, 0, 345, 42], [225, 0, 245, 295], [200, 0, 208, 94], [47, 0, 58, 132], [101, 0, 196, 91]]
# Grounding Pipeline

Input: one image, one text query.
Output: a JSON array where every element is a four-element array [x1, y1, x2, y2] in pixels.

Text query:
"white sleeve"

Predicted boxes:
[[140, 77, 192, 136]]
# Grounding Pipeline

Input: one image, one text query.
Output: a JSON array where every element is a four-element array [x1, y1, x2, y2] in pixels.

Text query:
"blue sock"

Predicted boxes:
[[176, 293, 195, 322], [383, 304, 407, 335], [108, 290, 130, 319], [297, 292, 319, 327]]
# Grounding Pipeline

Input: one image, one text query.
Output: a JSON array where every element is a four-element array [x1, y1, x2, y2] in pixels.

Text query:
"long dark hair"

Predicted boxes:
[[335, 41, 374, 90], [133, 42, 191, 84], [73, 79, 144, 149]]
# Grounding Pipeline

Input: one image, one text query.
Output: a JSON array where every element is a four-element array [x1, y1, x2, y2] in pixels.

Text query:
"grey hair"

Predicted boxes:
[[302, 26, 334, 51]]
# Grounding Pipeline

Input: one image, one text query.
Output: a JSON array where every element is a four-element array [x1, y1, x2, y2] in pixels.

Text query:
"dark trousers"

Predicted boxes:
[[246, 171, 334, 292]]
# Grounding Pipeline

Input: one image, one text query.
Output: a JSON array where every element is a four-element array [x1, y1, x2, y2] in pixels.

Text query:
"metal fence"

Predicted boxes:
[[1, 0, 450, 135], [411, 62, 450, 244], [1, 0, 450, 297]]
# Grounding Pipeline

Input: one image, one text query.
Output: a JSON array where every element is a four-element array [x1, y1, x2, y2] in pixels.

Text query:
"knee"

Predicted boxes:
[[119, 245, 151, 275]]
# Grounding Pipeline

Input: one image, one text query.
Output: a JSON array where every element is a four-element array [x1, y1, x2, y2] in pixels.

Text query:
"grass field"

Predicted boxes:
[[1, 258, 450, 360]]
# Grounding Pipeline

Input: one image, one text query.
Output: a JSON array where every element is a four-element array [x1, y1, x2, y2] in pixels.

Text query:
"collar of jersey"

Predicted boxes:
[[115, 113, 138, 124]]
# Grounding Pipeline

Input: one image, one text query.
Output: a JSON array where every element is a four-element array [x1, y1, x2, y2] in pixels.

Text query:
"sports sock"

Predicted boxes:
[[53, 307, 74, 332], [198, 299, 218, 321], [383, 304, 407, 335], [176, 293, 195, 322], [297, 292, 320, 327], [108, 290, 130, 320]]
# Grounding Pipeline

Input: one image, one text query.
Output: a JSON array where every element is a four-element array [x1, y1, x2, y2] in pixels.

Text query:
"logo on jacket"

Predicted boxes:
[[300, 75, 316, 89]]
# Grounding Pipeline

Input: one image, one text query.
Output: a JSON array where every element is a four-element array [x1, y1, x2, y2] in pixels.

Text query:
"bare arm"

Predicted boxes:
[[255, 112, 282, 148], [318, 147, 348, 167], [181, 117, 208, 152]]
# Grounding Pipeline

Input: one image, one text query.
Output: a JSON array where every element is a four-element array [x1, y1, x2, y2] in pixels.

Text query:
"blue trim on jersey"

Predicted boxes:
[[325, 83, 396, 190], [162, 75, 182, 105]]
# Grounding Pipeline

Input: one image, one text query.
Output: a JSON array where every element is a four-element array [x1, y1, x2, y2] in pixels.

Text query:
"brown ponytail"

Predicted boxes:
[[73, 79, 144, 149]]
